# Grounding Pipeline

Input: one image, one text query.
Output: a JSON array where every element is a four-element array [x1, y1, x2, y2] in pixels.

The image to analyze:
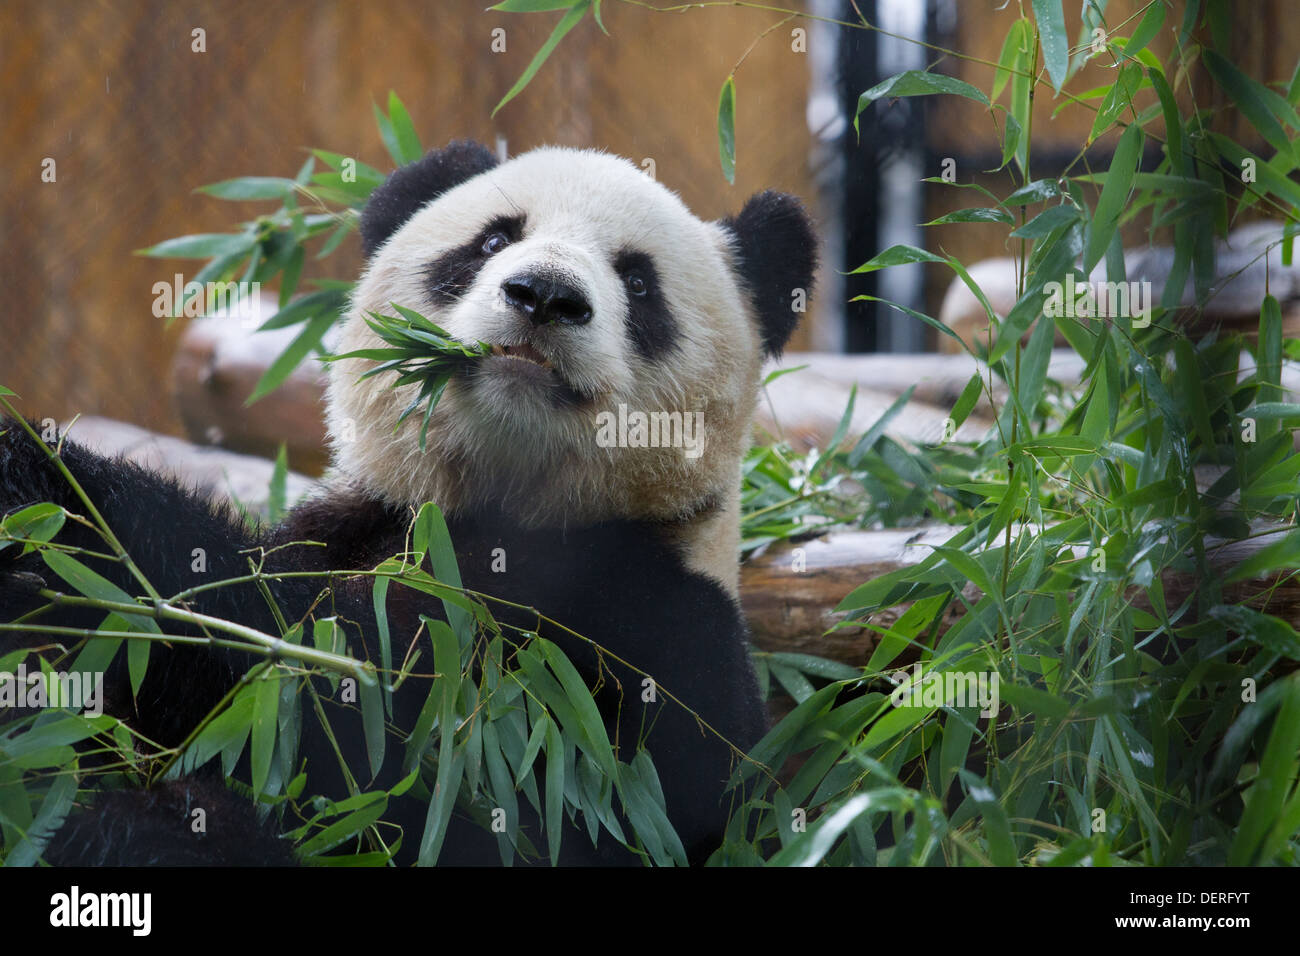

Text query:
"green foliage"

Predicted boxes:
[[6, 1, 1300, 867], [134, 98, 410, 407], [728, 0, 1300, 867], [490, 0, 595, 116]]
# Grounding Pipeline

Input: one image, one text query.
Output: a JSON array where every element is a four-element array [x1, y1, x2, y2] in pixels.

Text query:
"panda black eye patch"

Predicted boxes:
[[425, 214, 525, 305], [615, 250, 677, 360]]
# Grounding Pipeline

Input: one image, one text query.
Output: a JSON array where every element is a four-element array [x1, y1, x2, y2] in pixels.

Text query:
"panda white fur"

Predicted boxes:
[[0, 140, 816, 865]]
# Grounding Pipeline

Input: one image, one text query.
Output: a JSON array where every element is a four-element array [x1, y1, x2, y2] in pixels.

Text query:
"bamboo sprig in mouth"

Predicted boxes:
[[326, 302, 491, 450]]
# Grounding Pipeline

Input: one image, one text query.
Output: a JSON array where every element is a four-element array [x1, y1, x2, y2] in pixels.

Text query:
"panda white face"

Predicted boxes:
[[326, 143, 814, 581], [441, 151, 752, 419]]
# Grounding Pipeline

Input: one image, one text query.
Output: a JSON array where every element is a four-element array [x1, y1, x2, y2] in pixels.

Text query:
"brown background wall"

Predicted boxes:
[[1, 1, 1291, 428], [0, 0, 815, 434]]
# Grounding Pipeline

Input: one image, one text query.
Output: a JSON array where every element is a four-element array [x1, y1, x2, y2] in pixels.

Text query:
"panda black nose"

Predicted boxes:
[[501, 273, 593, 327]]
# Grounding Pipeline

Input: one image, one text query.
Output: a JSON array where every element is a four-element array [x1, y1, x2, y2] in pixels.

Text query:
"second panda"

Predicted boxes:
[[0, 140, 816, 865]]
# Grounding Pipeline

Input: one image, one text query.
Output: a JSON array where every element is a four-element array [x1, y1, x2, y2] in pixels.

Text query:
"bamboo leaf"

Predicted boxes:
[[492, 1, 590, 116], [6, 772, 76, 867], [848, 386, 916, 465], [1005, 179, 1063, 206], [41, 551, 161, 636], [538, 639, 616, 778], [849, 244, 946, 272], [922, 207, 1014, 226], [413, 502, 473, 645], [1010, 203, 1080, 238], [197, 177, 297, 201], [1204, 48, 1298, 164], [360, 663, 386, 779], [257, 288, 346, 332], [246, 310, 336, 405], [1230, 674, 1300, 864], [1084, 122, 1143, 273], [386, 91, 424, 165], [857, 72, 990, 133], [993, 18, 1031, 102], [718, 75, 737, 184], [491, 0, 582, 9], [1124, 2, 1165, 61], [0, 503, 65, 555], [1032, 0, 1069, 93], [251, 668, 280, 796], [136, 233, 256, 259], [958, 769, 1018, 865], [1148, 66, 1184, 171], [1209, 606, 1300, 661], [948, 373, 985, 431]]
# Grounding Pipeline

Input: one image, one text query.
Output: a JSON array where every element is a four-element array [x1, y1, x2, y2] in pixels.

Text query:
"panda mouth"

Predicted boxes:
[[481, 342, 591, 407], [490, 343, 553, 369]]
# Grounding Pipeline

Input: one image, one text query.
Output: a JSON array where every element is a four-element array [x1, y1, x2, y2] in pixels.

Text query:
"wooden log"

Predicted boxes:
[[176, 310, 1285, 469], [171, 300, 331, 475], [59, 415, 320, 518], [741, 525, 1300, 666], [49, 417, 1300, 667], [754, 367, 988, 450], [738, 527, 966, 668], [768, 349, 1085, 419], [171, 316, 1291, 464], [938, 220, 1300, 354], [170, 311, 1009, 457]]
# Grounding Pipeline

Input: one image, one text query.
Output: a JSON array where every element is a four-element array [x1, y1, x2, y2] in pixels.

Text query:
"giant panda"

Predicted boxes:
[[0, 140, 816, 866]]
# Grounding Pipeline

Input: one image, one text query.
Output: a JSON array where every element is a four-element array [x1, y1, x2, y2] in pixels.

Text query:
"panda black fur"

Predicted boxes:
[[0, 140, 816, 865]]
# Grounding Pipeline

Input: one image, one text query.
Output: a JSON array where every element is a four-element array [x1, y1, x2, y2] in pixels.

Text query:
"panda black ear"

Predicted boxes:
[[720, 191, 817, 357], [360, 140, 499, 257]]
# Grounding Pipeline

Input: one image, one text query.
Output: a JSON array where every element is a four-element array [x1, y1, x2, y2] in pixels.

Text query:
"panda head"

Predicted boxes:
[[327, 140, 816, 536]]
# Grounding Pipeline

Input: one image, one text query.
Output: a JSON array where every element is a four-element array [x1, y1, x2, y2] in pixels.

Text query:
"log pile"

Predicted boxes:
[[170, 296, 332, 474], [151, 232, 1300, 666], [60, 415, 1297, 668], [170, 311, 1066, 466], [938, 220, 1300, 352], [741, 526, 1298, 667]]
